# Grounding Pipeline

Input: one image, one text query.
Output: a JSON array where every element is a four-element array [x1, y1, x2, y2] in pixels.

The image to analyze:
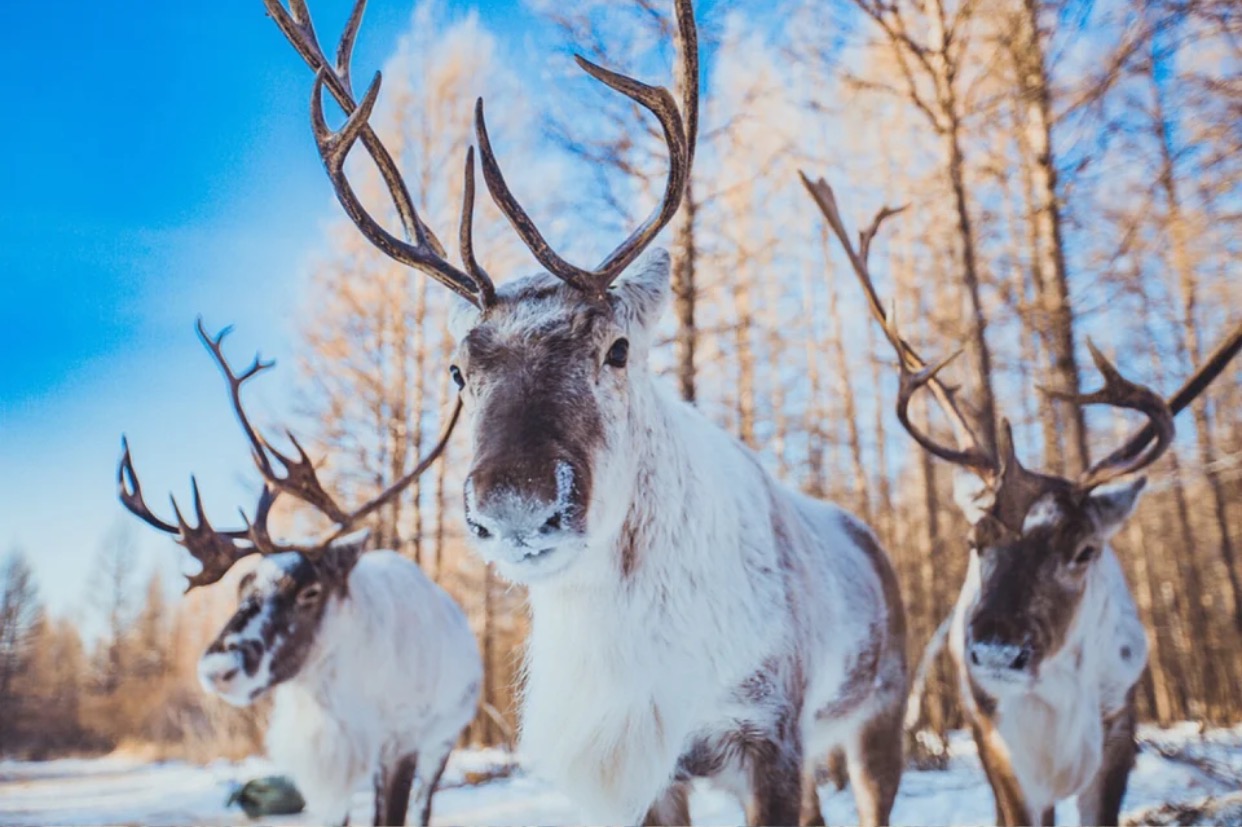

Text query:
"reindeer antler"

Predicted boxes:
[[474, 0, 699, 299], [1043, 340, 1175, 490], [119, 321, 460, 590], [264, 0, 495, 307], [799, 172, 996, 476], [804, 170, 1241, 533]]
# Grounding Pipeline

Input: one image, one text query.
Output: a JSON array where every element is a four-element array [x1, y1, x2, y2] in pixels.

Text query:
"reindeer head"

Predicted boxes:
[[449, 255, 673, 581], [197, 541, 361, 706], [119, 321, 456, 704], [951, 421, 1157, 691], [803, 174, 1238, 692], [261, 0, 698, 583]]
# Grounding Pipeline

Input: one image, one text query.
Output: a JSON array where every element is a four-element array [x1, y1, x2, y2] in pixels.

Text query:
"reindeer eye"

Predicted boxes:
[[297, 584, 323, 605], [1073, 545, 1099, 566], [449, 365, 465, 390], [605, 338, 629, 368]]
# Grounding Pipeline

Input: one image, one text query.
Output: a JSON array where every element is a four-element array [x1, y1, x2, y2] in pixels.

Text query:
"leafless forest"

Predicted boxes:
[[1, 0, 1238, 761]]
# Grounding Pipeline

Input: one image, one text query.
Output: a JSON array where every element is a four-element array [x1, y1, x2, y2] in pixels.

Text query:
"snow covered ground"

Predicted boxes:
[[1, 724, 1239, 826]]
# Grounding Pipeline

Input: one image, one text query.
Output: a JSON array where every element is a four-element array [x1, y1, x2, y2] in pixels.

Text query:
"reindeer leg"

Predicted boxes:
[[970, 722, 1033, 827], [844, 706, 903, 827], [744, 737, 803, 827], [375, 754, 417, 827], [1077, 696, 1137, 827], [643, 782, 691, 826], [411, 742, 453, 827], [372, 766, 388, 826], [799, 764, 825, 827]]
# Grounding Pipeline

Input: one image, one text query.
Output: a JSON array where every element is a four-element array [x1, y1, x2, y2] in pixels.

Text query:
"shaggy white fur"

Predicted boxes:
[[949, 481, 1149, 818], [451, 251, 904, 823], [204, 551, 481, 824]]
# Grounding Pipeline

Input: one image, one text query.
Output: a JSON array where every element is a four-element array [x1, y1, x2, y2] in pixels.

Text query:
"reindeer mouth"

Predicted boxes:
[[491, 540, 583, 584], [970, 664, 1037, 696], [520, 547, 557, 562]]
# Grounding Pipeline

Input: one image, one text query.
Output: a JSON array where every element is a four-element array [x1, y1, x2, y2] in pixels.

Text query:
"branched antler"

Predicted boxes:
[[799, 172, 995, 476], [119, 321, 460, 590], [263, 0, 494, 307], [801, 171, 1241, 533], [1045, 340, 1175, 489], [474, 0, 699, 299]]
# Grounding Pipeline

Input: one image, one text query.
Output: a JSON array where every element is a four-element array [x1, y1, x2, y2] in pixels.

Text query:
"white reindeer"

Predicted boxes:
[[804, 173, 1242, 826], [119, 322, 481, 826], [262, 1, 908, 824]]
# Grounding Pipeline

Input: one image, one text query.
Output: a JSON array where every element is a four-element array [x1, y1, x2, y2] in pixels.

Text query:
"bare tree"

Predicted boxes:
[[0, 550, 42, 754], [532, 0, 709, 402], [996, 0, 1089, 473], [849, 0, 1000, 453], [88, 523, 139, 695], [1142, 38, 1242, 633]]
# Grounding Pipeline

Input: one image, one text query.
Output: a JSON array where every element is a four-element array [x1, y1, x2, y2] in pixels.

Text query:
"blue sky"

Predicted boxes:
[[0, 0, 539, 618]]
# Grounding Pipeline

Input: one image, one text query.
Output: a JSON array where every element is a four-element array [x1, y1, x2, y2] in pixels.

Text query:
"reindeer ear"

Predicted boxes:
[[609, 249, 671, 332], [1087, 477, 1146, 536], [953, 470, 995, 527], [313, 529, 369, 586]]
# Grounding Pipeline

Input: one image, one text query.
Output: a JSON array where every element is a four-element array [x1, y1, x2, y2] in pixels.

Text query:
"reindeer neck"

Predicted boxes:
[[530, 376, 766, 606]]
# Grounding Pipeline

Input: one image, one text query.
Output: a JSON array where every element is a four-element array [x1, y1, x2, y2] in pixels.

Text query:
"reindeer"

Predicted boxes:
[[118, 321, 481, 827], [802, 173, 1242, 826], [260, 0, 907, 823]]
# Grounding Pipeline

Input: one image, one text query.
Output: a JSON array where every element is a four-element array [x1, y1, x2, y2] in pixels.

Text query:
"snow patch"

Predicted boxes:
[[2, 724, 1241, 826]]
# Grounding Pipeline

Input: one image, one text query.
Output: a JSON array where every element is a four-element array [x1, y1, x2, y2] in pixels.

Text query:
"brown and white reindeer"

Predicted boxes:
[[260, 0, 907, 823], [118, 321, 481, 827], [802, 173, 1242, 826]]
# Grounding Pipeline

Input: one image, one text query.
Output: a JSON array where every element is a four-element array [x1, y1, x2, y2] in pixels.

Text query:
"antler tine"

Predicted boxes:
[[673, 0, 699, 173], [859, 205, 909, 266], [1093, 321, 1242, 479], [264, 0, 325, 73], [118, 436, 270, 591], [173, 479, 302, 592], [310, 70, 484, 306], [473, 98, 597, 296], [992, 420, 1073, 532], [581, 47, 693, 282], [197, 317, 355, 524], [259, 429, 351, 524], [474, 0, 698, 298], [891, 345, 990, 469], [800, 172, 996, 475], [460, 146, 497, 307], [1045, 340, 1176, 489], [196, 318, 279, 479], [266, 0, 496, 307], [239, 485, 303, 558], [118, 437, 183, 535], [334, 0, 365, 94], [265, 0, 421, 243]]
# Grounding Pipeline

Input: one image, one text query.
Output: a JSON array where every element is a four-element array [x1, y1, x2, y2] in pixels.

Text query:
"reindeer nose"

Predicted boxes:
[[465, 461, 579, 545], [208, 667, 240, 689], [198, 651, 244, 695], [969, 640, 1034, 672]]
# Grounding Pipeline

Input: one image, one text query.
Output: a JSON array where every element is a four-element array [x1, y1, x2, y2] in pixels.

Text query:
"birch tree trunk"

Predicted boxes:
[[1011, 0, 1090, 473]]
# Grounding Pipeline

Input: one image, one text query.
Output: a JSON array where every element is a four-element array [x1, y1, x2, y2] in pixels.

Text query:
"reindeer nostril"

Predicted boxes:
[[1010, 648, 1032, 671], [220, 668, 239, 683], [540, 512, 563, 533], [970, 648, 981, 666]]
